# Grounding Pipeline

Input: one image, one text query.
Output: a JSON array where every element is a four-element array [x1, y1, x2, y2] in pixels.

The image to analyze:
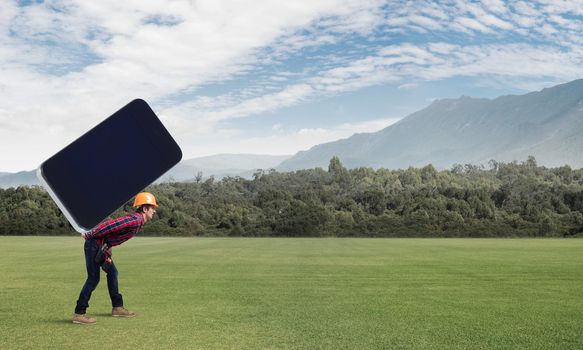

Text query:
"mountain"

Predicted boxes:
[[278, 79, 583, 171], [0, 154, 291, 188], [4, 80, 583, 188], [0, 170, 40, 188], [157, 154, 291, 182]]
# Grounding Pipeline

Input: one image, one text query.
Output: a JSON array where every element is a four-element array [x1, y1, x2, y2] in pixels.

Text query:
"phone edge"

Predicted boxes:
[[36, 165, 89, 234]]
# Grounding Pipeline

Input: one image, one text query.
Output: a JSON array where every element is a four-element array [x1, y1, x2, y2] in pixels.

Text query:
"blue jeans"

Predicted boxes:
[[74, 239, 123, 314]]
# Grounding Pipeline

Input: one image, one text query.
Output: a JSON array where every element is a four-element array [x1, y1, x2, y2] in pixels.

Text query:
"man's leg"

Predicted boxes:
[[105, 261, 136, 317], [104, 261, 123, 308], [73, 240, 100, 324]]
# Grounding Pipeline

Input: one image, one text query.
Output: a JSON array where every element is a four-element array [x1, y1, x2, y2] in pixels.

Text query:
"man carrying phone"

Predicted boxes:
[[72, 192, 158, 325]]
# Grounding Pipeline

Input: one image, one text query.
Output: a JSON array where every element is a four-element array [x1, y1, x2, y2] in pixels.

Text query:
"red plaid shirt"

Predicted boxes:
[[85, 213, 145, 248]]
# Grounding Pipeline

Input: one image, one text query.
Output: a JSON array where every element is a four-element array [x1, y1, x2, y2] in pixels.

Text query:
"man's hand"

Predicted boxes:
[[82, 233, 90, 240]]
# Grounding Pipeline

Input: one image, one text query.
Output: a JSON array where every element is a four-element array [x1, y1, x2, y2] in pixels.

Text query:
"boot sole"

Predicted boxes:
[[72, 320, 97, 325]]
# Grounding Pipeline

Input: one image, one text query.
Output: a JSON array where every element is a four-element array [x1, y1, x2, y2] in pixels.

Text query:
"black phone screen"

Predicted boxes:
[[39, 99, 182, 231]]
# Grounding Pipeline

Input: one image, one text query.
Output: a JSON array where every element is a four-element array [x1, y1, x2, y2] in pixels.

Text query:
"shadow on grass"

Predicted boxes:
[[46, 319, 78, 325], [44, 315, 111, 324]]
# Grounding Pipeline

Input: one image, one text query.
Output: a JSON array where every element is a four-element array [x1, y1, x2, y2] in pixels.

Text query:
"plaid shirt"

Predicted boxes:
[[85, 213, 145, 248]]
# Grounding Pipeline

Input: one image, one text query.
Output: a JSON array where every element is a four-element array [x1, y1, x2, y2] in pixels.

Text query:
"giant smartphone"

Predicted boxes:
[[37, 99, 182, 233]]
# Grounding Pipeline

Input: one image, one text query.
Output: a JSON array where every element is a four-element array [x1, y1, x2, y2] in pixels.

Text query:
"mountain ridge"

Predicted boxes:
[[3, 79, 583, 188], [0, 154, 292, 189], [278, 79, 583, 171]]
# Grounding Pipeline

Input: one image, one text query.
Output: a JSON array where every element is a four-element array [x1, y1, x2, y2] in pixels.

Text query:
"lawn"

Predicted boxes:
[[1, 237, 582, 349]]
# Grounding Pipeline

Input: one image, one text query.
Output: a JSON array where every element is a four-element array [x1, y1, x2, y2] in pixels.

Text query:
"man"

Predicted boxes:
[[72, 192, 158, 325]]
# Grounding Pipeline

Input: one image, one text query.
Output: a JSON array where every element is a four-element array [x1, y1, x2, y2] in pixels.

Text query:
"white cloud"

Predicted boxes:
[[478, 12, 514, 30], [164, 83, 315, 126], [2, 0, 583, 171], [0, 0, 387, 171], [481, 0, 508, 15], [456, 17, 494, 33], [398, 83, 418, 90]]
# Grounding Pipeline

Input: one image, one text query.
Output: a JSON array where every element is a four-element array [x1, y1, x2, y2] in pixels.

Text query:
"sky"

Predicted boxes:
[[1, 0, 583, 172]]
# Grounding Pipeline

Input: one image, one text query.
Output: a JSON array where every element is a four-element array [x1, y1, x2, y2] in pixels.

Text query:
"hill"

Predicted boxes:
[[0, 154, 291, 188], [0, 170, 39, 188], [278, 79, 583, 170], [157, 154, 291, 182]]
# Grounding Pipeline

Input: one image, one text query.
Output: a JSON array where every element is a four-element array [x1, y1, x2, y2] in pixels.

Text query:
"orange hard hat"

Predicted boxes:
[[133, 192, 158, 208]]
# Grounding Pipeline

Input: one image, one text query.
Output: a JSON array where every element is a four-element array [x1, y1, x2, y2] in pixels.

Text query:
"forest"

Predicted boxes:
[[1, 156, 582, 237]]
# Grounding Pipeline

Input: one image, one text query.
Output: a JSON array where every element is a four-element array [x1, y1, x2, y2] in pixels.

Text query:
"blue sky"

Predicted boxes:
[[1, 0, 583, 172]]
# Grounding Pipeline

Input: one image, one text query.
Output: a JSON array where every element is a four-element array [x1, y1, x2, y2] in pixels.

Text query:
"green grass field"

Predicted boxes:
[[1, 237, 582, 349]]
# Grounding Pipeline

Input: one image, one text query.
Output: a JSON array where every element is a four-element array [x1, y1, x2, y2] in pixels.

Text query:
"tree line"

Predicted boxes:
[[1, 156, 583, 237]]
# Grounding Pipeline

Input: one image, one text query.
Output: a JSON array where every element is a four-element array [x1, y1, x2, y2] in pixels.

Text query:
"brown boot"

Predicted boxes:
[[72, 313, 97, 325], [112, 306, 136, 317]]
